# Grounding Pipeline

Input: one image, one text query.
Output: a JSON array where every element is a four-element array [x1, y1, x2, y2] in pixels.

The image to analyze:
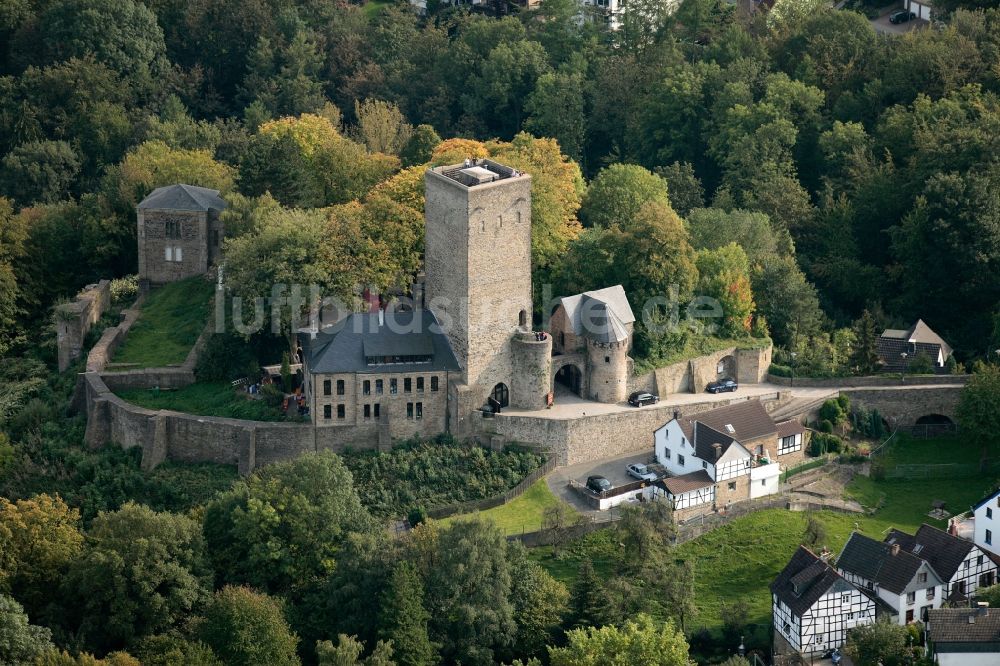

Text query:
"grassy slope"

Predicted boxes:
[[113, 276, 214, 367], [880, 434, 981, 467], [117, 381, 292, 421], [440, 478, 579, 535], [533, 437, 995, 630]]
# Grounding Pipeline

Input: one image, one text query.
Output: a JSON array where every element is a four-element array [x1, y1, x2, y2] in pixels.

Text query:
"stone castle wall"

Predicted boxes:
[[56, 281, 111, 371], [488, 391, 787, 466], [628, 344, 772, 397]]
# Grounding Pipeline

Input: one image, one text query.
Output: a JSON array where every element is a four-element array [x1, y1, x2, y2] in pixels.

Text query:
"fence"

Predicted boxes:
[[780, 458, 828, 483], [425, 456, 558, 520], [886, 462, 998, 479], [899, 423, 959, 438]]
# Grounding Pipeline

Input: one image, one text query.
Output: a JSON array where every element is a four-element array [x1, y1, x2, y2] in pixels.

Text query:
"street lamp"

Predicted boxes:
[[738, 635, 745, 657]]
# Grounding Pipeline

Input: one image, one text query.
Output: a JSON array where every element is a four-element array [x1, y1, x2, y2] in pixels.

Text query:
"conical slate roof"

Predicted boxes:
[[579, 295, 630, 344]]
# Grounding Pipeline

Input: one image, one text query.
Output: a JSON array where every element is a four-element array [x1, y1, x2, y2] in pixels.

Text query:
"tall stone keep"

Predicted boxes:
[[137, 184, 227, 286], [424, 160, 532, 428]]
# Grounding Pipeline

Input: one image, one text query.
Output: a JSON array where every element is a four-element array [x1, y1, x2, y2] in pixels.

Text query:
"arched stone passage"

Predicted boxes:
[[915, 414, 954, 425], [716, 354, 736, 378], [555, 364, 583, 396]]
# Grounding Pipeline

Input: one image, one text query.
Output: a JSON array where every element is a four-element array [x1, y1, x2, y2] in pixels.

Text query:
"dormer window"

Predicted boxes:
[[725, 424, 735, 434]]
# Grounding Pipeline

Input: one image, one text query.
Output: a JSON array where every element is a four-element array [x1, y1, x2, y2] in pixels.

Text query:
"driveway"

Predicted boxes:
[[870, 7, 928, 34], [547, 449, 654, 515]]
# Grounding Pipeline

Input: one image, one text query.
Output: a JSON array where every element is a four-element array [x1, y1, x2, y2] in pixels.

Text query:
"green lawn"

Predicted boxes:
[[439, 478, 578, 535], [113, 276, 215, 368], [879, 434, 979, 468], [532, 468, 998, 631], [117, 382, 294, 422]]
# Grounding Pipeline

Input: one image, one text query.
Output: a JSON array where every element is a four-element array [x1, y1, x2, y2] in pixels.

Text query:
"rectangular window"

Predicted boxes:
[[988, 529, 993, 545], [174, 246, 182, 261], [415, 402, 423, 419], [678, 454, 685, 466], [926, 587, 935, 600], [165, 220, 182, 239], [907, 591, 915, 604], [336, 380, 345, 395], [164, 246, 173, 261], [431, 376, 439, 391], [416, 377, 424, 392], [364, 404, 371, 419], [965, 560, 971, 569], [841, 593, 851, 604], [407, 402, 413, 419], [918, 573, 927, 583], [979, 555, 985, 566], [363, 380, 371, 395], [778, 434, 801, 455], [373, 404, 380, 419], [728, 481, 736, 491], [375, 379, 383, 395], [323, 380, 331, 396], [988, 507, 993, 519], [605, 356, 610, 363], [390, 378, 398, 394], [664, 448, 671, 459], [404, 377, 412, 392], [337, 404, 345, 419], [323, 405, 331, 419], [761, 479, 766, 486]]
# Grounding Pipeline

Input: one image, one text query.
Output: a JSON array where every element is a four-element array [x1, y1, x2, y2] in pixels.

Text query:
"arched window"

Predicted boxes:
[[519, 310, 527, 327], [491, 383, 509, 409]]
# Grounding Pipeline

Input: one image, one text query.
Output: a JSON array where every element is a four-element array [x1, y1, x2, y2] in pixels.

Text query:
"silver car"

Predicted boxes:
[[626, 463, 658, 482]]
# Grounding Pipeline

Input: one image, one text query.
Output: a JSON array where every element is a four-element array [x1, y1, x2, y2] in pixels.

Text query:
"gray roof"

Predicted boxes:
[[557, 286, 635, 342], [837, 532, 941, 595], [877, 319, 952, 371], [678, 400, 778, 446], [771, 546, 855, 617], [928, 607, 1000, 645], [137, 184, 227, 212], [303, 310, 460, 375], [885, 524, 976, 584]]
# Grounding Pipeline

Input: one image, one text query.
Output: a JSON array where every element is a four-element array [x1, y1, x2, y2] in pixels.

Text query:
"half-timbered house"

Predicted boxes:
[[771, 546, 876, 657], [837, 532, 945, 624], [885, 524, 998, 603], [655, 470, 716, 517], [653, 400, 802, 511]]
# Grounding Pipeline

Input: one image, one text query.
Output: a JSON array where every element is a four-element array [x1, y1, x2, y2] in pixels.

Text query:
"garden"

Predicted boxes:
[[116, 381, 294, 421]]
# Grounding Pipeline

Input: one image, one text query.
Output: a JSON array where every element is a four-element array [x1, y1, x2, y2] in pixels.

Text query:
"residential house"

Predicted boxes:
[[885, 524, 997, 602], [971, 488, 1000, 560], [771, 546, 876, 657], [876, 319, 953, 372], [927, 604, 1000, 666], [836, 532, 945, 624], [652, 400, 805, 516]]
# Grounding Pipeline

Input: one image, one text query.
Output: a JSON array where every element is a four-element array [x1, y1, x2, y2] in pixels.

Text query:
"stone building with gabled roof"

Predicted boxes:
[[877, 319, 953, 373], [771, 546, 875, 657], [137, 183, 227, 285]]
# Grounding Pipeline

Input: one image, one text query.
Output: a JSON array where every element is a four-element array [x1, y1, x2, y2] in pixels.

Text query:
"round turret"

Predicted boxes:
[[511, 331, 553, 410], [586, 338, 629, 403]]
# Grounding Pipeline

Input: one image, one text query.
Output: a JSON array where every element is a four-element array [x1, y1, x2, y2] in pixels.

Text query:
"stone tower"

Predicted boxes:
[[424, 159, 532, 429], [579, 296, 630, 403], [137, 184, 227, 286]]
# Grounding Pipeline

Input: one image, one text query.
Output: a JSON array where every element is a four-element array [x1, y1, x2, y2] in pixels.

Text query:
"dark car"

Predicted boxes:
[[586, 475, 612, 494], [628, 391, 660, 407], [707, 378, 738, 394], [889, 9, 916, 23]]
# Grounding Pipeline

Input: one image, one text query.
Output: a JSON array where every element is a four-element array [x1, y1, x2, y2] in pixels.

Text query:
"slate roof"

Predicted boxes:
[[302, 310, 460, 375], [972, 488, 1000, 512], [928, 607, 1000, 644], [776, 420, 806, 438], [557, 286, 635, 343], [660, 470, 714, 495], [877, 319, 952, 372], [680, 400, 778, 444], [771, 546, 851, 617], [885, 524, 975, 584], [837, 532, 938, 595], [137, 184, 227, 212]]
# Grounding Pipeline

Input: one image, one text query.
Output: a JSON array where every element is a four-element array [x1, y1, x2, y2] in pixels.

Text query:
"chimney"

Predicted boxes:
[[819, 547, 832, 562], [673, 410, 680, 420], [891, 543, 900, 556], [712, 443, 722, 461], [979, 602, 990, 617]]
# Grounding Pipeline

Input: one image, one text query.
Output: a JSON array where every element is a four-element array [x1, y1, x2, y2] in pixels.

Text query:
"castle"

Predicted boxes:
[[129, 161, 643, 450]]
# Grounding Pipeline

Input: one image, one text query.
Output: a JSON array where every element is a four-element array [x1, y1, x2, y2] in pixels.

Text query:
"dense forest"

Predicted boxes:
[[2, 0, 1000, 663]]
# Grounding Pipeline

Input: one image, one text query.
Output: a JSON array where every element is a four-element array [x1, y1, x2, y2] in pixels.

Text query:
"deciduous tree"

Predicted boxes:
[[198, 586, 300, 666]]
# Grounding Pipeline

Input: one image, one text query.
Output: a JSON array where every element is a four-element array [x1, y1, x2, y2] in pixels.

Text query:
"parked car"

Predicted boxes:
[[889, 9, 916, 23], [586, 475, 612, 494], [824, 648, 842, 665], [626, 463, 658, 482], [628, 391, 659, 407], [706, 378, 739, 393]]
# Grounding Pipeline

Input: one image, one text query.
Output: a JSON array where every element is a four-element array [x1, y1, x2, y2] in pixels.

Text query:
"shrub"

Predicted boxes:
[[196, 333, 260, 382], [810, 436, 826, 457], [836, 394, 850, 412], [260, 384, 284, 408], [769, 363, 792, 378], [109, 275, 139, 305], [407, 506, 428, 527], [819, 419, 834, 433], [819, 399, 845, 426]]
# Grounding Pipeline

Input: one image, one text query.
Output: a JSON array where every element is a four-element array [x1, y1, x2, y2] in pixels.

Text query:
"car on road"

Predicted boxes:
[[628, 391, 659, 407], [889, 9, 916, 23], [706, 378, 738, 393], [626, 463, 659, 482], [586, 475, 612, 494]]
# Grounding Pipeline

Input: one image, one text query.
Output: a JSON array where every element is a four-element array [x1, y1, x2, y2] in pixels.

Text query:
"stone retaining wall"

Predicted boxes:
[[629, 344, 772, 397], [86, 292, 147, 373], [766, 373, 969, 388], [489, 391, 787, 465], [56, 280, 111, 371]]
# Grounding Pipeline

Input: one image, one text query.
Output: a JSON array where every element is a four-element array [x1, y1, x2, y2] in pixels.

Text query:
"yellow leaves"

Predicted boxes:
[[431, 138, 490, 165], [116, 140, 235, 198], [258, 113, 342, 157]]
